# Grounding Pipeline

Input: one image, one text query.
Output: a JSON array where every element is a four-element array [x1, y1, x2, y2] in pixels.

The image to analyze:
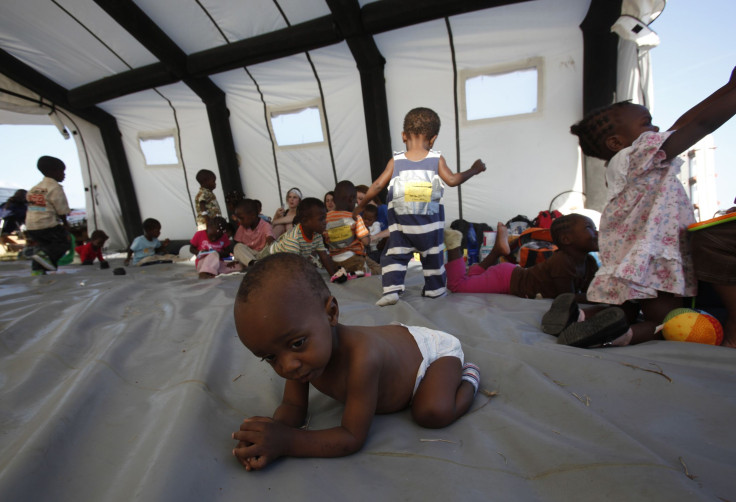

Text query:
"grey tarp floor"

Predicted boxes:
[[1, 257, 735, 501]]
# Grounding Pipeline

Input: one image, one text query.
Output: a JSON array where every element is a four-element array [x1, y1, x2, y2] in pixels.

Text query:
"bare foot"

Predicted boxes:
[[493, 222, 510, 256], [477, 222, 510, 269]]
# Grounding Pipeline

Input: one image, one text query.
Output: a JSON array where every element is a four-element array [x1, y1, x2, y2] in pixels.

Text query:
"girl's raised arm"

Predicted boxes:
[[662, 66, 736, 160]]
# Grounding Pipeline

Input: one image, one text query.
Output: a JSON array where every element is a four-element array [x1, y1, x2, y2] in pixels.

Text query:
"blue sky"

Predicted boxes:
[[649, 0, 736, 211], [1, 0, 734, 210]]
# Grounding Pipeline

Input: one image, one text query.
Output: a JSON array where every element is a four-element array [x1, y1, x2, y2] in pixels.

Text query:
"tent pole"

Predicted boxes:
[[580, 0, 622, 211], [326, 0, 392, 183]]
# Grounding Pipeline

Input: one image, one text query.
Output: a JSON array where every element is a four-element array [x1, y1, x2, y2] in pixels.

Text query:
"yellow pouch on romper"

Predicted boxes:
[[327, 224, 353, 243], [404, 182, 432, 202]]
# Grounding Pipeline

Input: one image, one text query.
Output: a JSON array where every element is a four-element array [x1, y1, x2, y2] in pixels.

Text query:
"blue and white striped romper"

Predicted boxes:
[[380, 150, 446, 298]]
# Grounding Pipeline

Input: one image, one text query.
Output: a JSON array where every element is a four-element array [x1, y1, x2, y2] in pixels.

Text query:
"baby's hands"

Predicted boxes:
[[161, 238, 171, 248], [471, 159, 487, 175], [232, 417, 290, 471]]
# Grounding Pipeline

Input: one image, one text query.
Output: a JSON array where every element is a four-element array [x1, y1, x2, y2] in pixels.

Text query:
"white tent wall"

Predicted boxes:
[[211, 41, 370, 216], [306, 43, 372, 192], [376, 0, 588, 225], [99, 83, 223, 241], [66, 112, 128, 250], [240, 52, 337, 210]]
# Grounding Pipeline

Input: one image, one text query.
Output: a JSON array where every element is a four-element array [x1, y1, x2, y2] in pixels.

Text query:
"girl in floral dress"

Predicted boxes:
[[567, 67, 736, 345]]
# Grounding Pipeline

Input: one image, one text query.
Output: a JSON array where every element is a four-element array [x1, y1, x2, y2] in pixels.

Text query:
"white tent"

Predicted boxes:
[[0, 0, 640, 250]]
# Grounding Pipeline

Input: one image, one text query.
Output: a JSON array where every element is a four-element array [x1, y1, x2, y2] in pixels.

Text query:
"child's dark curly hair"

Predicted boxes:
[[142, 218, 161, 232], [236, 253, 330, 305], [195, 169, 215, 185], [403, 107, 441, 138], [293, 197, 325, 226], [570, 101, 630, 160], [37, 156, 65, 176]]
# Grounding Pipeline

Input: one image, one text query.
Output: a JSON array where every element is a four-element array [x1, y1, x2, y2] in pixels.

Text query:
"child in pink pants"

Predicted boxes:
[[445, 214, 599, 301]]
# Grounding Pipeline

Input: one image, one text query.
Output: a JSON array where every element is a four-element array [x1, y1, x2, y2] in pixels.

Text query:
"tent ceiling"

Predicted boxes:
[[3, 0, 531, 108]]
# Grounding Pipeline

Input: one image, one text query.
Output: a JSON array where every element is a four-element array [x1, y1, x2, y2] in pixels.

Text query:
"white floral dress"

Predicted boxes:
[[587, 131, 696, 304]]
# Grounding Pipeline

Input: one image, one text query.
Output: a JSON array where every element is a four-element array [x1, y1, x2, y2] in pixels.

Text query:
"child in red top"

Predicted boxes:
[[75, 230, 109, 268]]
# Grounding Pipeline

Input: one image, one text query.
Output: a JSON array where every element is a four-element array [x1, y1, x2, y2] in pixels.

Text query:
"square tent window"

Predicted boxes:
[[464, 65, 540, 121], [269, 106, 325, 147], [139, 135, 179, 166]]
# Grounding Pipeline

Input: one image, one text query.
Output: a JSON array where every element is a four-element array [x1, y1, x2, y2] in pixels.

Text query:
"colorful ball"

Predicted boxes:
[[661, 308, 723, 345]]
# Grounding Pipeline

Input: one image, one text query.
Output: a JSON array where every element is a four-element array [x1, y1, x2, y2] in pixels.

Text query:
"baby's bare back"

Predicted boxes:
[[314, 324, 423, 413]]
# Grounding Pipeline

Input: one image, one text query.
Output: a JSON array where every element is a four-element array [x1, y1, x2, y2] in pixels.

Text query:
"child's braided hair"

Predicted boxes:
[[570, 101, 630, 160], [550, 213, 586, 247]]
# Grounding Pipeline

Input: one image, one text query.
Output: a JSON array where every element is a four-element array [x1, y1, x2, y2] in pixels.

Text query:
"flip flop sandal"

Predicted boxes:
[[556, 307, 628, 348], [542, 293, 579, 335]]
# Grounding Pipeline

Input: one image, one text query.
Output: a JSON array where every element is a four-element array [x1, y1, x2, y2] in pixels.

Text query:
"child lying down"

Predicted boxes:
[[231, 253, 481, 470]]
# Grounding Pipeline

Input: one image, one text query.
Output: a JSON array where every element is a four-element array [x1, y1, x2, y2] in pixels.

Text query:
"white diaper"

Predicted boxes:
[[400, 324, 464, 396]]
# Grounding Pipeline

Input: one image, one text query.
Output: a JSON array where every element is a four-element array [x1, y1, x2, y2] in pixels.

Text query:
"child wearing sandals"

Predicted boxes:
[[545, 66, 736, 348], [445, 213, 599, 300], [231, 253, 480, 471]]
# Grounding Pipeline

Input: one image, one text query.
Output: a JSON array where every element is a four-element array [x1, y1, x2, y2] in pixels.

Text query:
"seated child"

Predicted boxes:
[[75, 229, 110, 268], [194, 169, 222, 231], [124, 218, 177, 266], [231, 253, 481, 470], [256, 197, 343, 278], [361, 204, 385, 264], [325, 181, 381, 276], [231, 199, 275, 268], [190, 216, 242, 279], [445, 213, 599, 301]]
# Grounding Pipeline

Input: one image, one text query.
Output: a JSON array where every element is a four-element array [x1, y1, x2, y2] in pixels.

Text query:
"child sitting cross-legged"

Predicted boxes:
[[190, 216, 242, 279], [231, 253, 481, 471], [124, 218, 178, 266], [445, 213, 599, 301]]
